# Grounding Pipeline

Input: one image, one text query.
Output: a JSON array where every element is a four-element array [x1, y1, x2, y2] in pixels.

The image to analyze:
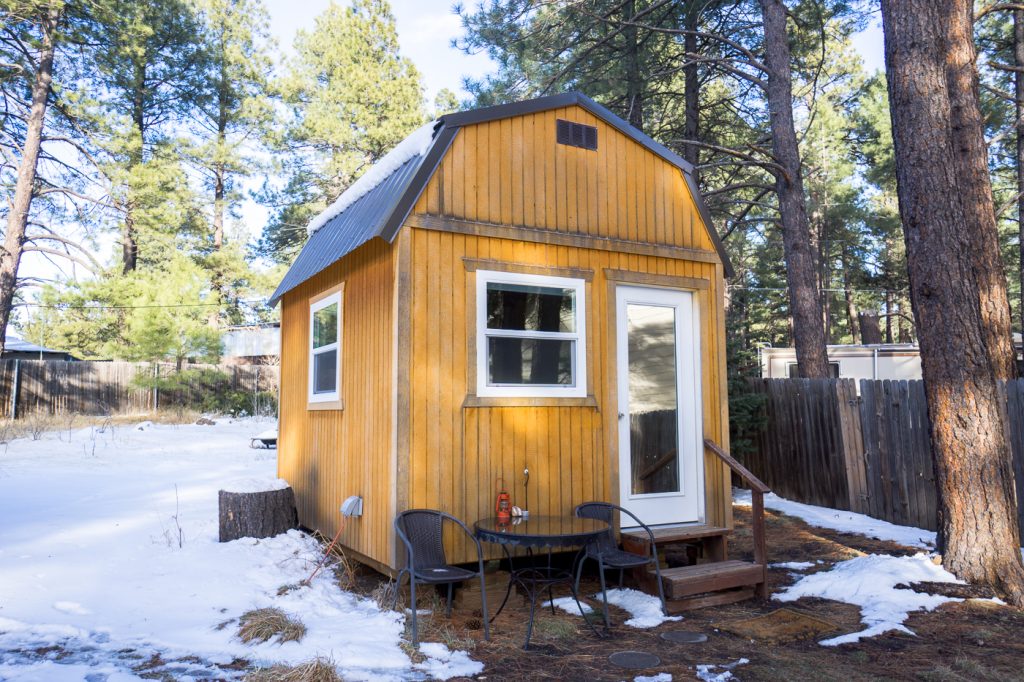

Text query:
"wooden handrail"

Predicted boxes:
[[705, 438, 770, 599], [704, 438, 770, 494]]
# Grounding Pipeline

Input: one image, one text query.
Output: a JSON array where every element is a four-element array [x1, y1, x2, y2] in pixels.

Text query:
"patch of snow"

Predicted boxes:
[[541, 596, 593, 615], [52, 601, 91, 616], [414, 642, 484, 680], [769, 561, 816, 571], [253, 428, 277, 441], [695, 658, 748, 682], [734, 488, 936, 549], [306, 121, 439, 236], [219, 477, 290, 493], [595, 588, 682, 628], [775, 552, 962, 645], [0, 660, 145, 681], [635, 674, 672, 682], [133, 421, 154, 431], [0, 418, 481, 680]]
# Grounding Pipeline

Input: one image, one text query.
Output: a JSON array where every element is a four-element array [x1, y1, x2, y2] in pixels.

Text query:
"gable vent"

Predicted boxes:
[[556, 119, 598, 151]]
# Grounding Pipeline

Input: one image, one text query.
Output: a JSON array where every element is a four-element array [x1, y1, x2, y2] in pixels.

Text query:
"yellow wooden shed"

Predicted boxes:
[[270, 94, 753, 603]]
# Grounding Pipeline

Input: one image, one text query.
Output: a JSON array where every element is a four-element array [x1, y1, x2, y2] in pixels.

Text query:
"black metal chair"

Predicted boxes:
[[392, 509, 490, 648], [573, 501, 667, 628]]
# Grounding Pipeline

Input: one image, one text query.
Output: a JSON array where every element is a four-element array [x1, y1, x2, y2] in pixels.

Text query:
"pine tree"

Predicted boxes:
[[881, 0, 1024, 606], [191, 0, 275, 326], [87, 0, 207, 272], [257, 0, 426, 263]]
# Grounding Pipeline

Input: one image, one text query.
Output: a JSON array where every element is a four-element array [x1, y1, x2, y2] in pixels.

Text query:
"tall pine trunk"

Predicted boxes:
[[122, 62, 147, 274], [623, 0, 644, 131], [842, 246, 860, 343], [881, 0, 1024, 605], [758, 0, 830, 377], [1016, 9, 1024, 336], [208, 165, 226, 328], [683, 3, 699, 173], [0, 5, 59, 353]]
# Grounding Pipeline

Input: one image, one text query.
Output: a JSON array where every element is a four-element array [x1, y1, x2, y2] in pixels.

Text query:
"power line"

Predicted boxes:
[[16, 299, 269, 310], [728, 285, 909, 295]]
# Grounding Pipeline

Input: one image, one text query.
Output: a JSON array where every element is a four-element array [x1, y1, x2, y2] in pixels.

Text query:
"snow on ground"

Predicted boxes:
[[541, 596, 593, 615], [775, 553, 962, 646], [734, 488, 936, 548], [768, 561, 817, 571], [595, 589, 682, 628], [695, 658, 748, 682], [634, 673, 672, 682], [0, 418, 476, 681]]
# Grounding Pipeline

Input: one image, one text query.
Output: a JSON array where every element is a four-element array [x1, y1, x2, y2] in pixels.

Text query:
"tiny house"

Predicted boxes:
[[270, 93, 735, 574]]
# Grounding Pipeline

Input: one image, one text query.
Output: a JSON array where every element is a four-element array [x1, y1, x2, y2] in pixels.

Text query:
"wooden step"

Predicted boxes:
[[655, 560, 766, 600], [622, 525, 730, 562], [623, 524, 730, 545]]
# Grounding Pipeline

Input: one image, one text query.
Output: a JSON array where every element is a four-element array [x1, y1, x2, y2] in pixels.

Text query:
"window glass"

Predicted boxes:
[[787, 361, 840, 378], [487, 338, 574, 385], [313, 303, 338, 348], [313, 349, 338, 394], [486, 283, 576, 333]]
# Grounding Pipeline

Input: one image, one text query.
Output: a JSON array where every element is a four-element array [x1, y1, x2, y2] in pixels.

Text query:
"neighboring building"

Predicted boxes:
[[270, 93, 736, 574], [759, 343, 922, 381], [3, 335, 76, 361], [221, 323, 280, 365]]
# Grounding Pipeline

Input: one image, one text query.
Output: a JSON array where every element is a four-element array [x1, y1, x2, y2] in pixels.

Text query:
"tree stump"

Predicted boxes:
[[218, 486, 298, 542]]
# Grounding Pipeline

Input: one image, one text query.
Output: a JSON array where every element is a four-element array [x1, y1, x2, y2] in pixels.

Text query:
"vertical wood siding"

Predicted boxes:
[[278, 239, 396, 570], [404, 232, 729, 564], [415, 105, 714, 253]]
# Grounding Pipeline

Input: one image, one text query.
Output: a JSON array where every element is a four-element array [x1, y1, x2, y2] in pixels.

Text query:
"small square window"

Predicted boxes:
[[786, 361, 840, 378], [309, 290, 342, 404], [476, 271, 586, 398]]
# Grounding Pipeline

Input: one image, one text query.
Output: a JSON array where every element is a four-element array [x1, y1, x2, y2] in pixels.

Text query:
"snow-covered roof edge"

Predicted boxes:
[[306, 120, 441, 236]]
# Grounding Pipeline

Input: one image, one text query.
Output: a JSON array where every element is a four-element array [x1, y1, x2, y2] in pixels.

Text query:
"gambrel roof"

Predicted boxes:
[[270, 92, 732, 306]]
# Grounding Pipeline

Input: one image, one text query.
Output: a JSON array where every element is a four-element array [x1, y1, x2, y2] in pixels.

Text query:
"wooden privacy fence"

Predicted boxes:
[[745, 378, 1024, 535], [0, 360, 279, 418]]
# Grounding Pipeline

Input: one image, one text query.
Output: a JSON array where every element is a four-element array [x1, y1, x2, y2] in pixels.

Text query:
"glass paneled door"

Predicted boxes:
[[615, 286, 704, 526]]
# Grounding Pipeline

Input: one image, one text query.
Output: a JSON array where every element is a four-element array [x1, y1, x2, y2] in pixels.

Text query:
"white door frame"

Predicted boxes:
[[615, 285, 704, 527]]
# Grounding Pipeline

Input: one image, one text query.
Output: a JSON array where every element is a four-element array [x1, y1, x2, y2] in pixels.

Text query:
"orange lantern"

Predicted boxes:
[[495, 479, 512, 522]]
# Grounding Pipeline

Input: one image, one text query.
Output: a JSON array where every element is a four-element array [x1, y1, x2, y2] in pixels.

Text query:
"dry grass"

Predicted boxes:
[[20, 411, 60, 440], [237, 608, 307, 645], [0, 410, 207, 444], [370, 579, 401, 612], [243, 656, 342, 682]]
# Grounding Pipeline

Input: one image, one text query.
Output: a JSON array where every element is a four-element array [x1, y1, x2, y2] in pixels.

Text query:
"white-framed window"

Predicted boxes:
[[308, 289, 342, 404], [476, 270, 586, 398]]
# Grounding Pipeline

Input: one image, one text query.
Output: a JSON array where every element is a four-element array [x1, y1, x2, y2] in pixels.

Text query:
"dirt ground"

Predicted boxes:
[[383, 507, 1024, 682]]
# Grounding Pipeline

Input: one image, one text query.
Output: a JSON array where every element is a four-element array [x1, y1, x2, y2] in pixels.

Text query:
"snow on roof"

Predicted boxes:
[[306, 120, 440, 236]]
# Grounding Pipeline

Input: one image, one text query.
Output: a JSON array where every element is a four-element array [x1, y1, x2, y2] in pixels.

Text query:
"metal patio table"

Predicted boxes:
[[475, 515, 609, 649]]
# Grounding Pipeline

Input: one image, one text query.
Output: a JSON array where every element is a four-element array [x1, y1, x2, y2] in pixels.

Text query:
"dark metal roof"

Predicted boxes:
[[270, 92, 733, 305], [268, 151, 429, 305]]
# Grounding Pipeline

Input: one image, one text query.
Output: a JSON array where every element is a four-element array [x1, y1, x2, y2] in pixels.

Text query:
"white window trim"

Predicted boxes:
[[308, 290, 342, 404], [476, 270, 587, 398]]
